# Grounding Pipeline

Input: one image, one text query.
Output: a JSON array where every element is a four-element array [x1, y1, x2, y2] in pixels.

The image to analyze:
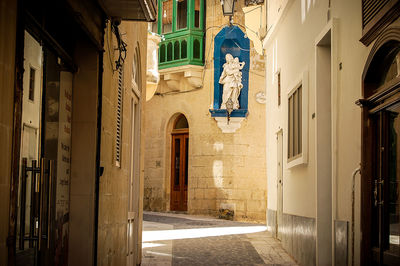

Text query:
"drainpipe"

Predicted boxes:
[[351, 165, 361, 266]]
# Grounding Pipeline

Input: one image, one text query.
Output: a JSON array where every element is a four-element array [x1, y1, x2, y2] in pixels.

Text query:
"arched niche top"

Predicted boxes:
[[210, 26, 250, 118], [174, 114, 189, 129], [363, 26, 400, 98]]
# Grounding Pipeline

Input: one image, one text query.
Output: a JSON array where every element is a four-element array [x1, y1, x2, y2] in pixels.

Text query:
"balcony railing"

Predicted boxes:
[[158, 32, 204, 69]]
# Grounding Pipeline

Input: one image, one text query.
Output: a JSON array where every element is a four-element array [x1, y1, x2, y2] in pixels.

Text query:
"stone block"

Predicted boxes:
[[247, 200, 266, 212], [194, 188, 204, 199], [197, 177, 208, 188], [251, 190, 266, 200], [204, 188, 216, 199]]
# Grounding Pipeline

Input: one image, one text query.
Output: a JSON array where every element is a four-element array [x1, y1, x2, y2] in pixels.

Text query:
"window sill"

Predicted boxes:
[[287, 153, 307, 169]]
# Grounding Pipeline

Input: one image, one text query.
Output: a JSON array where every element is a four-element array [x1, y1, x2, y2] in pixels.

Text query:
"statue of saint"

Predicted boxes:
[[219, 53, 245, 110]]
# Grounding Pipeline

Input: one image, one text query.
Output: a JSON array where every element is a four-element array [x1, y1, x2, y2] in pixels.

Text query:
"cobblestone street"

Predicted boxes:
[[142, 212, 297, 265]]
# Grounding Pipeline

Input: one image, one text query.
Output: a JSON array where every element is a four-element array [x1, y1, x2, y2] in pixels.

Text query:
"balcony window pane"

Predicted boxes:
[[193, 39, 200, 59], [194, 0, 200, 28], [177, 0, 187, 30], [167, 42, 173, 61], [160, 44, 166, 63], [181, 40, 187, 58], [162, 0, 172, 33], [174, 41, 180, 60]]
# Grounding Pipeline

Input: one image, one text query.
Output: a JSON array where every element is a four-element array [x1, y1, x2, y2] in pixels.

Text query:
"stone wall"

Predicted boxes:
[[144, 0, 267, 222], [98, 21, 147, 265]]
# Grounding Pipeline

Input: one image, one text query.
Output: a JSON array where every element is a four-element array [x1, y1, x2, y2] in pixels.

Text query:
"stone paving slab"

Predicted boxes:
[[142, 211, 297, 266]]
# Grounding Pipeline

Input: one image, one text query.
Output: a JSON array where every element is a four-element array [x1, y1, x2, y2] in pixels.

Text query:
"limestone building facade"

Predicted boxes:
[[263, 0, 400, 265], [144, 0, 268, 222], [0, 0, 154, 265]]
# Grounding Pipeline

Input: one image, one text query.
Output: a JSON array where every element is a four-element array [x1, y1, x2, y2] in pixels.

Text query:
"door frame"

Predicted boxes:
[[359, 25, 400, 265]]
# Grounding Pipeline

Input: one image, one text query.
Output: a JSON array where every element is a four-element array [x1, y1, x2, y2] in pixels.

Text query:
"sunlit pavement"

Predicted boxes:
[[142, 211, 297, 266]]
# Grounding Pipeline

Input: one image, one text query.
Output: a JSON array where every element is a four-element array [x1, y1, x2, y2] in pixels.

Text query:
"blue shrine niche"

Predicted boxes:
[[209, 26, 250, 118]]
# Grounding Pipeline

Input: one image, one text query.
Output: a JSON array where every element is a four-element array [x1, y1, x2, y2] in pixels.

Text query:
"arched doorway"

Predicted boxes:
[[170, 114, 189, 211], [360, 26, 400, 265]]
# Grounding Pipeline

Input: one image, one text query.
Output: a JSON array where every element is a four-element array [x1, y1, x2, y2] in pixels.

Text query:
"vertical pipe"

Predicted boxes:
[[19, 158, 27, 250]]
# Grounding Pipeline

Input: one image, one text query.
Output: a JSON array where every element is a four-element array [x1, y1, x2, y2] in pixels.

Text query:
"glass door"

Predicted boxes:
[[16, 32, 73, 266], [371, 103, 400, 265]]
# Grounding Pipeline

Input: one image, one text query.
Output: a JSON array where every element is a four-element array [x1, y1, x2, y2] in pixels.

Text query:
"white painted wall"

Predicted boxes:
[[264, 0, 370, 264]]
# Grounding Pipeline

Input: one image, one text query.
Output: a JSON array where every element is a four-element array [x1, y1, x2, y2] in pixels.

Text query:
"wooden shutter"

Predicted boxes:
[[361, 0, 400, 46], [362, 0, 390, 28], [116, 68, 123, 167]]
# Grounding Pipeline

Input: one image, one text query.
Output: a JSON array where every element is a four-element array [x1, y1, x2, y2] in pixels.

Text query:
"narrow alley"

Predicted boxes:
[[142, 212, 297, 265]]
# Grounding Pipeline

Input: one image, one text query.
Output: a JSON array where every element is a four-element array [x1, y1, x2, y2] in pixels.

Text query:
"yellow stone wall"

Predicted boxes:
[[144, 0, 267, 222], [98, 21, 147, 265]]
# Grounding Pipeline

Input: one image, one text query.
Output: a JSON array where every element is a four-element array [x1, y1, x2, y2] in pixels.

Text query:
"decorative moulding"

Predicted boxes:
[[159, 65, 203, 91], [214, 117, 245, 133]]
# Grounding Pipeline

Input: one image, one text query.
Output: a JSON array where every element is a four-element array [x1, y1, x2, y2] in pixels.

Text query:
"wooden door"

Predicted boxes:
[[170, 133, 189, 211], [370, 106, 400, 265]]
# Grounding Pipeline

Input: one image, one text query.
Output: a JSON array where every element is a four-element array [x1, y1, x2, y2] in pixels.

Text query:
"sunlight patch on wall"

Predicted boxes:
[[213, 160, 223, 188], [213, 142, 224, 152]]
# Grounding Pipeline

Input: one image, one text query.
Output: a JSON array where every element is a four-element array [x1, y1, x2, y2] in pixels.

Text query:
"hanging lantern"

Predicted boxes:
[[220, 0, 236, 16]]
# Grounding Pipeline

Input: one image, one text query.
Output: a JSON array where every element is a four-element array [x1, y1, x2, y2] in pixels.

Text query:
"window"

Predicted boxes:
[[132, 45, 142, 95], [174, 114, 189, 129], [174, 41, 180, 60], [288, 85, 302, 160], [193, 39, 200, 59], [162, 0, 172, 33], [381, 48, 400, 86], [29, 67, 35, 101], [181, 40, 187, 58], [176, 0, 188, 30], [167, 42, 173, 61], [160, 44, 166, 63], [194, 0, 200, 28]]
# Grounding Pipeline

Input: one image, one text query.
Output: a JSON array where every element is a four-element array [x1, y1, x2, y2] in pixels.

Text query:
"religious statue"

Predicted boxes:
[[219, 54, 245, 110]]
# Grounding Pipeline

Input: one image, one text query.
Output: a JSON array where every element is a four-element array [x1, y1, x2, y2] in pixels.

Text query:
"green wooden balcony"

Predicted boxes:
[[157, 0, 205, 70]]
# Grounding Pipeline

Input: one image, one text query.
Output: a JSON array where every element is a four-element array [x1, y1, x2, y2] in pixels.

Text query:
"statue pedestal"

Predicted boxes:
[[214, 117, 245, 133]]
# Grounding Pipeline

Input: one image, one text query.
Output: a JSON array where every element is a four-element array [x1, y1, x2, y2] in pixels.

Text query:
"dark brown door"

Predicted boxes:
[[370, 104, 400, 265], [170, 133, 188, 211]]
